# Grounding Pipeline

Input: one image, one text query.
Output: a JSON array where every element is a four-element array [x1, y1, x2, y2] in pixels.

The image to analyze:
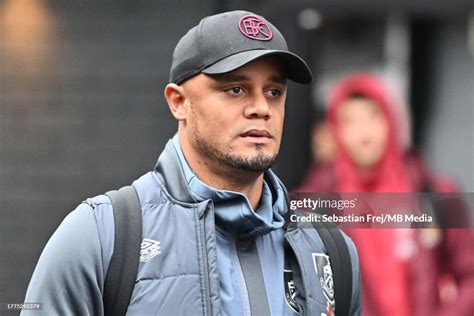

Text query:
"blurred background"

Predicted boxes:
[[1, 0, 473, 310]]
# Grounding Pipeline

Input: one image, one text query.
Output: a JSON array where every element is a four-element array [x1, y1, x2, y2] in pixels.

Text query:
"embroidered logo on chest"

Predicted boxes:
[[312, 253, 335, 305], [284, 268, 300, 313], [139, 238, 161, 262]]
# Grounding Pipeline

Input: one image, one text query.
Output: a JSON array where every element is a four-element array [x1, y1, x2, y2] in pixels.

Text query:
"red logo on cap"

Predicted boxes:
[[239, 15, 273, 41]]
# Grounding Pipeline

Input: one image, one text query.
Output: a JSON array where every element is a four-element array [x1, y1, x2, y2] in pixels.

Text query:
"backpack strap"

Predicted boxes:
[[312, 220, 353, 316], [103, 186, 142, 316]]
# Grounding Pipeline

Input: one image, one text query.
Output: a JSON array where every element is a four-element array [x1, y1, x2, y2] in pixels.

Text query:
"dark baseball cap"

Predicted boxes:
[[170, 10, 312, 85]]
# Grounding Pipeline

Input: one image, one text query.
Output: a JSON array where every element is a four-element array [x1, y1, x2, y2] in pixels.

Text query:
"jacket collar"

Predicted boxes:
[[154, 140, 196, 203]]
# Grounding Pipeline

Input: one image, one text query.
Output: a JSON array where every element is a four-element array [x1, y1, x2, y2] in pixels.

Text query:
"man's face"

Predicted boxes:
[[181, 57, 287, 173], [337, 97, 389, 169]]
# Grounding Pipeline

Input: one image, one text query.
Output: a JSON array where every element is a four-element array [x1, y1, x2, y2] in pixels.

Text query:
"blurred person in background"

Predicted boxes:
[[297, 73, 474, 315], [310, 114, 336, 165], [301, 112, 337, 192]]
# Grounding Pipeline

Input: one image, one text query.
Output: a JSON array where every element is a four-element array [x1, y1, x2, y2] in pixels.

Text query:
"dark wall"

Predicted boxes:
[[0, 0, 213, 305]]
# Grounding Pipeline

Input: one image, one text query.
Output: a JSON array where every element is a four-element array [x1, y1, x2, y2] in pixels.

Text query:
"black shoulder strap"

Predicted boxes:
[[103, 186, 142, 316], [282, 188, 353, 315], [312, 220, 353, 316]]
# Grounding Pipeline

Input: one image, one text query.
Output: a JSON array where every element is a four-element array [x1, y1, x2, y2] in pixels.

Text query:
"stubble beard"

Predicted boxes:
[[192, 123, 278, 173]]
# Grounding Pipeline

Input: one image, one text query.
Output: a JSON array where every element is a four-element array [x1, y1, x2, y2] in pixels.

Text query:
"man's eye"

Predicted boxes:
[[265, 89, 282, 97], [226, 87, 243, 95]]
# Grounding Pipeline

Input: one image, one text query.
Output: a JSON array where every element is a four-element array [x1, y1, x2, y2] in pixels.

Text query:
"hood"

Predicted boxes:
[[326, 73, 413, 192]]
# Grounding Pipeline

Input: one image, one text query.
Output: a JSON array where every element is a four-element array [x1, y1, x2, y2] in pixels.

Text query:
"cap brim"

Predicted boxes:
[[202, 50, 312, 84]]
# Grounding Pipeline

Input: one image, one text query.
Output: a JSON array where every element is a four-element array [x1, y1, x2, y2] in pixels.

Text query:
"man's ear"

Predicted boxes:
[[164, 83, 188, 121]]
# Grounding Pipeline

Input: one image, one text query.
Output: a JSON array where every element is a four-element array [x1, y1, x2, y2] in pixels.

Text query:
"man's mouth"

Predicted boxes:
[[239, 129, 273, 144], [240, 129, 273, 138]]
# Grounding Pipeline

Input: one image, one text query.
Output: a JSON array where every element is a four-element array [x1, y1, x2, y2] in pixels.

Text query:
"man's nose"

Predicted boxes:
[[244, 94, 271, 120]]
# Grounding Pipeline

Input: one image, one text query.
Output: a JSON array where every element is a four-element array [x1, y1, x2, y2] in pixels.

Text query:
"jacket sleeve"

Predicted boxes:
[[21, 203, 105, 316], [435, 228, 474, 316]]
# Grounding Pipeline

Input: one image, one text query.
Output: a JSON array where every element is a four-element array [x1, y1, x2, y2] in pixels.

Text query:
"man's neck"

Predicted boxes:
[[197, 169, 264, 210]]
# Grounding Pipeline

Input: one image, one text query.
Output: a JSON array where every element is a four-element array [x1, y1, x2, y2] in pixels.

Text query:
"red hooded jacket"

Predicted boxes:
[[297, 73, 474, 316]]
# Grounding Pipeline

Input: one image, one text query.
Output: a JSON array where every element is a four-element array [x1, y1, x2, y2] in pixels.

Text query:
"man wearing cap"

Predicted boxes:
[[23, 11, 361, 315]]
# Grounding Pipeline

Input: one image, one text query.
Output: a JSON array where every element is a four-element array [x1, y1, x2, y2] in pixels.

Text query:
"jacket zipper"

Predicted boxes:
[[232, 238, 252, 316], [199, 205, 213, 316], [286, 235, 310, 316]]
